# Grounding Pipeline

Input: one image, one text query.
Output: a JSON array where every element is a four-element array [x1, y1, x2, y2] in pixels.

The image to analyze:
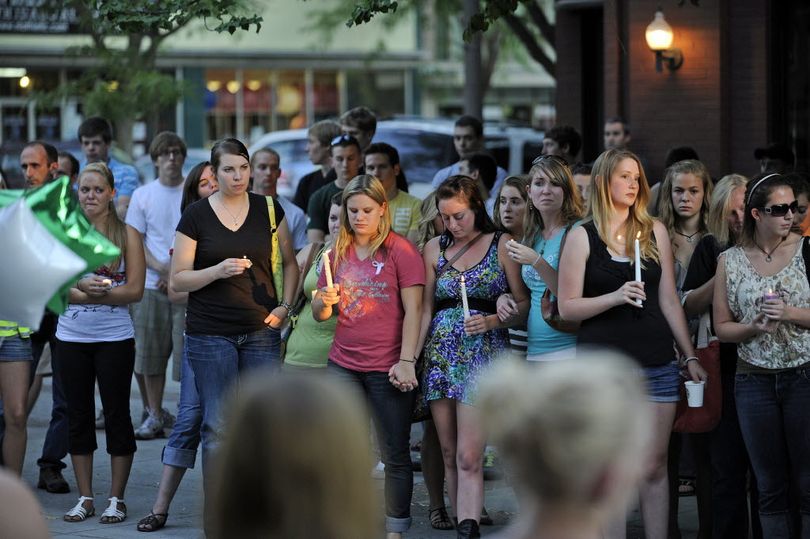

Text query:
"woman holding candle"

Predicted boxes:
[[418, 175, 529, 538], [502, 156, 584, 361], [712, 172, 810, 539], [557, 149, 707, 539], [312, 175, 425, 539]]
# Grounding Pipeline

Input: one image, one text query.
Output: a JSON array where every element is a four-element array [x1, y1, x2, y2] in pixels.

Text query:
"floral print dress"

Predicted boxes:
[[424, 233, 510, 405]]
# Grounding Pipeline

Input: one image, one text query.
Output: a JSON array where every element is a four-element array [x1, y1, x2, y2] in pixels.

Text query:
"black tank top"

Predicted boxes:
[[577, 221, 675, 367]]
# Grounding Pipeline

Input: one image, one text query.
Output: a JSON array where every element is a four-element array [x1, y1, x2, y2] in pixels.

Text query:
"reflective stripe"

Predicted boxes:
[[0, 321, 31, 338]]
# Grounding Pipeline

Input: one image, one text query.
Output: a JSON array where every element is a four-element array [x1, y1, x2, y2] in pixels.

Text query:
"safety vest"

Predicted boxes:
[[0, 320, 31, 338]]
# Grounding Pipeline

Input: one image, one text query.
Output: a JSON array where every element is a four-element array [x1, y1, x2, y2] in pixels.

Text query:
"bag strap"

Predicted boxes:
[[436, 232, 484, 279], [297, 242, 323, 301], [545, 224, 573, 301]]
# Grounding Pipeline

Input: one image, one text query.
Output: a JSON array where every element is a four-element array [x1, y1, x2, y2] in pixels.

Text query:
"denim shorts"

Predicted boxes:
[[642, 360, 681, 403], [0, 334, 33, 361]]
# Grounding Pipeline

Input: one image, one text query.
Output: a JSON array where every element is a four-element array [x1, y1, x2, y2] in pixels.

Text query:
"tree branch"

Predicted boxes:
[[502, 12, 555, 78], [525, 0, 554, 46]]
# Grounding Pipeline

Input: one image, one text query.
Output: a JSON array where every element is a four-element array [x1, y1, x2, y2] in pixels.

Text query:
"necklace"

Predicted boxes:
[[674, 228, 700, 243], [217, 195, 247, 228], [753, 236, 785, 262]]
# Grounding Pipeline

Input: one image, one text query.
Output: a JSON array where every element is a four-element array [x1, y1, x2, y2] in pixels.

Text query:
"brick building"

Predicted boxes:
[[555, 0, 808, 182]]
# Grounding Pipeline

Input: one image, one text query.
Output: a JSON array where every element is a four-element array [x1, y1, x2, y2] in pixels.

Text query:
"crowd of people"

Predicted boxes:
[[0, 108, 808, 539]]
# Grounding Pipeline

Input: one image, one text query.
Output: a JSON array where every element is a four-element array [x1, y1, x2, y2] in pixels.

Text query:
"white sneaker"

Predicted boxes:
[[95, 410, 105, 430], [134, 414, 164, 440], [371, 460, 385, 479]]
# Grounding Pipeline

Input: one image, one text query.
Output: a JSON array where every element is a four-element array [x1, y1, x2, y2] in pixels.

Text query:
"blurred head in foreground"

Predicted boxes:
[[210, 373, 379, 539], [479, 351, 650, 534]]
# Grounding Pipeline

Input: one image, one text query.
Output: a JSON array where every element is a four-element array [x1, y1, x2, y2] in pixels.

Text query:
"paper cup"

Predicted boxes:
[[684, 380, 705, 407]]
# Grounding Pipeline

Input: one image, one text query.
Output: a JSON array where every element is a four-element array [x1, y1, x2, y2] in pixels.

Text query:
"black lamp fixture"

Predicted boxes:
[[645, 8, 684, 72]]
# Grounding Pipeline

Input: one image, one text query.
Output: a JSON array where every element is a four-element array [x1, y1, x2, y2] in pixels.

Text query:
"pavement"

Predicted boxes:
[[21, 375, 700, 538]]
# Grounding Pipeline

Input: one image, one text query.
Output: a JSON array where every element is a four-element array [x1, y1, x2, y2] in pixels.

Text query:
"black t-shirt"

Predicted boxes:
[[293, 169, 329, 213], [682, 234, 738, 373], [176, 192, 285, 335]]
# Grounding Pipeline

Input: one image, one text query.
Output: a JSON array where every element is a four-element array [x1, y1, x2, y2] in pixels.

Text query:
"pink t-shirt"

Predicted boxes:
[[318, 232, 426, 372]]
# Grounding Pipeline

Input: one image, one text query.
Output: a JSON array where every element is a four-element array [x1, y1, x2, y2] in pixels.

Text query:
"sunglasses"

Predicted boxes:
[[760, 200, 799, 217], [531, 154, 569, 167], [331, 134, 359, 147]]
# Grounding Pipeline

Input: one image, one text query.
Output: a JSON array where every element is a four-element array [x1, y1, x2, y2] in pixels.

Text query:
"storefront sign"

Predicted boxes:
[[0, 0, 81, 34]]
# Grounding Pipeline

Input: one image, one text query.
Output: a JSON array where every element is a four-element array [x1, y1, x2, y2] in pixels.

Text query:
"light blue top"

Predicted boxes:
[[79, 156, 140, 200], [521, 227, 577, 355]]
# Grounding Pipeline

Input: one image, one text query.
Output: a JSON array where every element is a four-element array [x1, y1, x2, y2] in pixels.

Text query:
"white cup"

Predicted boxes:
[[684, 380, 705, 407]]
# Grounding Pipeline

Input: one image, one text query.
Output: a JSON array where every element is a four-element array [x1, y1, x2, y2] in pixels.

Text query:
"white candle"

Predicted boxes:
[[634, 232, 642, 305], [322, 249, 334, 288], [460, 274, 470, 319]]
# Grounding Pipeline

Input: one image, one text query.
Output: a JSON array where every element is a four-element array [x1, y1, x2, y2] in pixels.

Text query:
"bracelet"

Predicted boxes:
[[278, 301, 293, 313], [532, 254, 542, 267], [399, 357, 416, 363], [683, 356, 699, 366]]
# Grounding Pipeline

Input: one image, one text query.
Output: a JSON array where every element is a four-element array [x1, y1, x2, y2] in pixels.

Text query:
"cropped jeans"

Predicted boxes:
[[735, 367, 810, 539], [162, 350, 201, 469]]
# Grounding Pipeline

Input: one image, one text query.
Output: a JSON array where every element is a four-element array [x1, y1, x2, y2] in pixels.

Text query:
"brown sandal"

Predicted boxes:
[[429, 506, 454, 530], [137, 511, 169, 532]]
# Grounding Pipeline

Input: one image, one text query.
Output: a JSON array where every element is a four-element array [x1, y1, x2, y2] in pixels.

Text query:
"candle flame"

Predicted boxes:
[[636, 231, 641, 239]]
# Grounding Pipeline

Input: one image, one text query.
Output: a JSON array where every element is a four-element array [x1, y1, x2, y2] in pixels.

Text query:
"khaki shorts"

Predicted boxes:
[[132, 288, 186, 376]]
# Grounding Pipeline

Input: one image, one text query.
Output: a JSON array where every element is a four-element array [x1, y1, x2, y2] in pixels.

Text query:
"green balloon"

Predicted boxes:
[[0, 176, 120, 314]]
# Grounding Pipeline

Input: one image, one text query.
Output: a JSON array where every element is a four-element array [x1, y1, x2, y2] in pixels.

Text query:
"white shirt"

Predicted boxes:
[[277, 195, 308, 251]]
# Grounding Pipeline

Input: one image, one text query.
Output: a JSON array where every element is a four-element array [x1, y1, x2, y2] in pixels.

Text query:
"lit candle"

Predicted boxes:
[[322, 249, 334, 288], [460, 274, 470, 319], [763, 288, 779, 302], [634, 232, 642, 305]]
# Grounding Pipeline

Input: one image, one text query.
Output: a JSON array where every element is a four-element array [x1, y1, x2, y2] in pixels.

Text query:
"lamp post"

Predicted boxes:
[[646, 9, 684, 72]]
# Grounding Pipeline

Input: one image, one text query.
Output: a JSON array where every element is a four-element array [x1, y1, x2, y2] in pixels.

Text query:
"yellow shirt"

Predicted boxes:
[[388, 190, 422, 239]]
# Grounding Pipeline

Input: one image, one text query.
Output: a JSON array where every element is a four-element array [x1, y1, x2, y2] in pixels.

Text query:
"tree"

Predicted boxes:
[[38, 0, 262, 152]]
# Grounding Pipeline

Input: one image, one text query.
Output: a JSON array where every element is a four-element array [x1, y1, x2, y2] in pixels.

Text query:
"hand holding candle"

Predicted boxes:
[[460, 274, 470, 319], [322, 249, 334, 288], [634, 232, 642, 305]]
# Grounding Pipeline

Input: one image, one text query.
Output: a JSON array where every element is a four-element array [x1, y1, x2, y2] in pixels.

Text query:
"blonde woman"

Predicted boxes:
[[557, 149, 707, 539], [312, 175, 425, 539], [210, 373, 378, 539]]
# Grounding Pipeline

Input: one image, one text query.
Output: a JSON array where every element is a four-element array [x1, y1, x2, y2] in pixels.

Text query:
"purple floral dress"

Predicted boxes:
[[424, 233, 510, 405]]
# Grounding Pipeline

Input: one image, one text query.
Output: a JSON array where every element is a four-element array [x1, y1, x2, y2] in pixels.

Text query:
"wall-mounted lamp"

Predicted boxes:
[[645, 9, 683, 72]]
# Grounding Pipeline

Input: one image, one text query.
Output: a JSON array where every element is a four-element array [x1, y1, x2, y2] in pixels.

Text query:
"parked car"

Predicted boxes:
[[135, 147, 211, 184], [249, 119, 544, 200]]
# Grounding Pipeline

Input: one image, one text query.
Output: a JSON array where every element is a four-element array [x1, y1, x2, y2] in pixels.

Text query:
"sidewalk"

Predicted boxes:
[[23, 375, 697, 538]]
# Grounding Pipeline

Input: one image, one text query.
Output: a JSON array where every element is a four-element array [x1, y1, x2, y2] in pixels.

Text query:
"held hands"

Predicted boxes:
[[77, 276, 111, 298], [750, 312, 778, 334], [685, 359, 709, 383], [389, 361, 418, 392], [264, 306, 289, 329], [505, 239, 540, 266], [318, 284, 341, 308], [217, 257, 252, 279], [496, 293, 519, 323], [614, 281, 645, 307], [464, 314, 491, 336], [761, 295, 787, 322]]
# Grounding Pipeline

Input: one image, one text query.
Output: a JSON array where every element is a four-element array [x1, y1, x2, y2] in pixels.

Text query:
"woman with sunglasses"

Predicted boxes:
[[504, 156, 584, 361], [557, 149, 707, 539], [713, 172, 810, 538]]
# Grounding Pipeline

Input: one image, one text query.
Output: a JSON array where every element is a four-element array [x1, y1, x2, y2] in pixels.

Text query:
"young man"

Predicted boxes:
[[55, 151, 80, 188], [603, 117, 632, 151], [252, 148, 308, 250], [20, 141, 58, 188], [78, 117, 140, 218], [459, 152, 498, 215], [431, 115, 507, 200], [293, 120, 342, 213], [364, 142, 421, 243], [340, 106, 377, 152], [125, 132, 187, 440], [306, 135, 362, 243], [571, 162, 592, 205], [541, 125, 582, 165]]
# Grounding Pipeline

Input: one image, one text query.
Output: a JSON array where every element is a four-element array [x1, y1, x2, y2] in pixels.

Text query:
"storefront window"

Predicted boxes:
[[313, 71, 339, 121], [273, 71, 305, 131], [346, 70, 405, 118], [204, 68, 237, 143]]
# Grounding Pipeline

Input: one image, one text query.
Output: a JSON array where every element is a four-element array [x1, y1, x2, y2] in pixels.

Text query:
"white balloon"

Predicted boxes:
[[0, 200, 86, 330]]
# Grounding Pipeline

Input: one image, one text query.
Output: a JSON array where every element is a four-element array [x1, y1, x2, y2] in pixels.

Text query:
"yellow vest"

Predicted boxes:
[[0, 320, 31, 338]]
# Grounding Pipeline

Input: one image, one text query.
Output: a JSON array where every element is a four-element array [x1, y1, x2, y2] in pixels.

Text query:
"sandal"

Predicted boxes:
[[99, 496, 127, 524], [64, 496, 95, 522], [429, 506, 454, 530], [137, 511, 169, 532]]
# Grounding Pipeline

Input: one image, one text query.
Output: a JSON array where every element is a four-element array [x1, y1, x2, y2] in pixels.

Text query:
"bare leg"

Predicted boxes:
[[151, 465, 188, 515], [0, 361, 29, 475], [454, 402, 485, 523], [430, 399, 458, 514], [70, 453, 95, 515], [144, 373, 166, 416], [639, 402, 677, 539], [421, 419, 447, 510], [110, 454, 133, 498], [134, 372, 149, 412]]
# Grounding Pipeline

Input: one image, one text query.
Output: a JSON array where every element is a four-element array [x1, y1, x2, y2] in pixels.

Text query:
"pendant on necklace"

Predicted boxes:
[[686, 235, 693, 243], [766, 254, 772, 263]]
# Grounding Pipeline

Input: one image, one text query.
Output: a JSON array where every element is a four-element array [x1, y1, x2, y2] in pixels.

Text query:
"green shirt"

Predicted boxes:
[[306, 181, 342, 233], [388, 190, 422, 238]]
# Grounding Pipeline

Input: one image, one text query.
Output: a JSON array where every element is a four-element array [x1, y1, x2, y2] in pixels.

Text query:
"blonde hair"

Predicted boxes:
[[707, 174, 748, 246], [333, 175, 391, 268], [590, 149, 659, 264], [417, 191, 440, 252], [523, 159, 584, 246], [210, 373, 379, 539], [78, 162, 127, 270], [492, 175, 531, 236], [479, 350, 650, 513], [657, 160, 713, 239]]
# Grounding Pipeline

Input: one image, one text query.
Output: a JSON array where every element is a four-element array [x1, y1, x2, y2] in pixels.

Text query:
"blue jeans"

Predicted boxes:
[[328, 361, 414, 533], [162, 350, 201, 469], [186, 327, 281, 470], [735, 368, 810, 539]]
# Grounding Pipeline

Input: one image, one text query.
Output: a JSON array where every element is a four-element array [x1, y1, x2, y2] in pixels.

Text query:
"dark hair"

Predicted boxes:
[[330, 134, 362, 155], [571, 162, 592, 176], [741, 172, 794, 247], [604, 116, 629, 134], [149, 131, 188, 162], [181, 161, 213, 212], [546, 125, 582, 159], [365, 142, 400, 167], [785, 172, 810, 199], [24, 140, 58, 164], [340, 107, 377, 134], [435, 175, 497, 247], [211, 138, 250, 173], [466, 152, 498, 191], [78, 116, 113, 144], [57, 151, 80, 176], [664, 146, 700, 168], [455, 115, 484, 138], [330, 191, 343, 206]]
